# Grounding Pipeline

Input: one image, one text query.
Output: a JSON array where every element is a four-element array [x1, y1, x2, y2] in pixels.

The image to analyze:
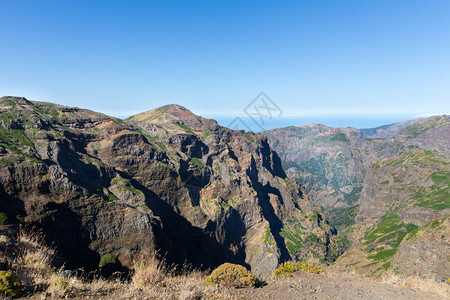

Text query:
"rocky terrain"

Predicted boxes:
[[227, 270, 448, 300], [264, 115, 450, 281], [0, 96, 343, 280]]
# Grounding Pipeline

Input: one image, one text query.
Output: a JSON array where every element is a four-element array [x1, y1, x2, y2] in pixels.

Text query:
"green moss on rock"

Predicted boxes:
[[0, 271, 23, 297], [98, 254, 116, 268]]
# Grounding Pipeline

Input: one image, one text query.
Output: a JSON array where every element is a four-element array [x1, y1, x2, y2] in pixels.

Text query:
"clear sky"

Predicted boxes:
[[1, 0, 449, 129]]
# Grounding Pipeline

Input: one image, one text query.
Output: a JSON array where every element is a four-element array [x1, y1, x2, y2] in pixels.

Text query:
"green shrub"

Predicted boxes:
[[273, 261, 324, 278], [48, 280, 69, 290], [0, 271, 23, 297], [273, 262, 298, 277], [98, 254, 116, 268], [205, 263, 257, 288]]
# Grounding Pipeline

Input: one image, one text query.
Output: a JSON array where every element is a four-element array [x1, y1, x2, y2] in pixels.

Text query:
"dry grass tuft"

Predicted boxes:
[[131, 253, 168, 289], [1, 228, 251, 299], [17, 227, 55, 277]]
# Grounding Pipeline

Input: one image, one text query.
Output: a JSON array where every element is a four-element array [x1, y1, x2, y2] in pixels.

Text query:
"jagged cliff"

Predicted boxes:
[[264, 116, 450, 280], [0, 96, 339, 278]]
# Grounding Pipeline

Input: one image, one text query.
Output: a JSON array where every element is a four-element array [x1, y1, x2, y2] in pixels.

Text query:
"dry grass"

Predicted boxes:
[[15, 227, 57, 292], [17, 227, 55, 275], [131, 253, 167, 289], [6, 231, 243, 299], [6, 228, 447, 299], [127, 255, 243, 299]]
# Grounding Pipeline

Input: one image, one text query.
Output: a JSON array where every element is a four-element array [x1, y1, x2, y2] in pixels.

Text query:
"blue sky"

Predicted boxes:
[[1, 0, 449, 129]]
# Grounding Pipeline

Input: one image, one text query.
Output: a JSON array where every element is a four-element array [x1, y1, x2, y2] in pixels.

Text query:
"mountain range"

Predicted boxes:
[[0, 96, 340, 278], [264, 115, 449, 280], [0, 96, 448, 282]]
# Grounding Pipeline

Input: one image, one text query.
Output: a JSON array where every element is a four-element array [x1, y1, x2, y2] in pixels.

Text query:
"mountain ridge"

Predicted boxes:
[[0, 96, 341, 278]]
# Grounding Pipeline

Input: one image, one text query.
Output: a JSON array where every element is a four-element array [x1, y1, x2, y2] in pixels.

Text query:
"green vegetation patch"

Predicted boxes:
[[367, 248, 397, 261], [262, 225, 275, 246], [202, 128, 214, 138], [3, 99, 16, 106], [364, 213, 417, 247], [189, 157, 204, 166], [363, 213, 418, 266], [385, 149, 447, 169], [401, 116, 447, 139], [343, 186, 363, 205], [0, 212, 8, 224], [98, 254, 116, 268], [407, 215, 449, 241], [32, 103, 51, 116], [0, 271, 23, 297], [111, 177, 142, 195], [0, 127, 34, 153], [330, 133, 348, 142], [280, 219, 307, 255], [413, 171, 450, 211], [173, 122, 194, 133], [377, 149, 450, 211], [326, 205, 359, 229], [107, 193, 119, 202], [220, 201, 230, 209]]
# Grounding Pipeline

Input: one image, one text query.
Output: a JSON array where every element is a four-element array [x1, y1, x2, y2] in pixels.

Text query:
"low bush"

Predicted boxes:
[[205, 263, 256, 288], [47, 279, 70, 297], [0, 270, 23, 297], [273, 261, 324, 278]]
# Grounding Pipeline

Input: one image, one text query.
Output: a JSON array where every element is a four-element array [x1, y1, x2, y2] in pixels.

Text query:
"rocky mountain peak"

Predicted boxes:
[[128, 104, 218, 134]]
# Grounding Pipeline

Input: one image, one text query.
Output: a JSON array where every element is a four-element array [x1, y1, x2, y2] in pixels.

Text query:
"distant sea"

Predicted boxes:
[[115, 113, 428, 133], [208, 114, 423, 132]]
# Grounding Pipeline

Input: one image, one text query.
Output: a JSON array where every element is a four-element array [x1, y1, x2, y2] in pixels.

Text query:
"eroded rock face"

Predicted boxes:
[[0, 97, 335, 277]]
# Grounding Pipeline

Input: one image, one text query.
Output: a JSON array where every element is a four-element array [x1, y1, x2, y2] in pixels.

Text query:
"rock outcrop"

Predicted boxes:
[[0, 97, 337, 277]]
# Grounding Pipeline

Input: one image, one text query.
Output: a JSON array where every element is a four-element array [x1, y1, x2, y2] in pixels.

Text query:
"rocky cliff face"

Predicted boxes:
[[264, 116, 450, 280], [0, 97, 337, 278]]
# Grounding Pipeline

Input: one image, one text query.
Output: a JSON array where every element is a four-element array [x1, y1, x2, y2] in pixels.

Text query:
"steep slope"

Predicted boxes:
[[264, 125, 366, 230], [0, 97, 338, 278], [264, 116, 450, 280]]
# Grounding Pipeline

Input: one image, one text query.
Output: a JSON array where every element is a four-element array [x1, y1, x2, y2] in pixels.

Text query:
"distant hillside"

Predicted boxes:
[[360, 118, 421, 139], [263, 115, 450, 281]]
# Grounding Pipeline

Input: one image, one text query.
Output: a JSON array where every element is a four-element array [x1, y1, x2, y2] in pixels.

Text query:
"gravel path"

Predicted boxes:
[[227, 271, 449, 300]]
